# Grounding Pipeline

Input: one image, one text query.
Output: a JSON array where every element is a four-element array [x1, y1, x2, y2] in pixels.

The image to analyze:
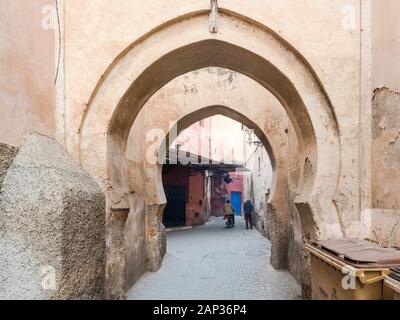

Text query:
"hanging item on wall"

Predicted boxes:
[[209, 0, 219, 33], [223, 173, 232, 184]]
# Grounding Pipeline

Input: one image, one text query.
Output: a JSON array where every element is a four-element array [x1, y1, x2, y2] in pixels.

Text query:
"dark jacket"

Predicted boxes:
[[243, 201, 254, 215]]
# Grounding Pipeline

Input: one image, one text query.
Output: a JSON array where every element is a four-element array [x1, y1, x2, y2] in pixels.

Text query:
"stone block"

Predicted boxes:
[[0, 132, 106, 299]]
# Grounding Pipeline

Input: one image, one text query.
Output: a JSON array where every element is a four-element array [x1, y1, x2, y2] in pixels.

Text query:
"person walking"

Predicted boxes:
[[243, 200, 254, 230], [224, 200, 235, 228]]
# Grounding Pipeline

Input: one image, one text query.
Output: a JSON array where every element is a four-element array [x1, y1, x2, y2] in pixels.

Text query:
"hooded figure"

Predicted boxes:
[[243, 200, 254, 229]]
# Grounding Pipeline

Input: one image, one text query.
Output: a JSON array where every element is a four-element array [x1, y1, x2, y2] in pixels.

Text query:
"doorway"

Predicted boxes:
[[230, 191, 242, 216], [162, 185, 187, 228]]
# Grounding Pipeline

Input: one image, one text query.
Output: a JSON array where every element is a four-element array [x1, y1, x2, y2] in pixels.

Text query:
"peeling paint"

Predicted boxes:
[[372, 87, 400, 210]]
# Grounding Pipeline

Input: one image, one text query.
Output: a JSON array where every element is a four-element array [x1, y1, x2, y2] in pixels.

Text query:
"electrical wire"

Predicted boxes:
[[54, 0, 62, 85], [244, 144, 262, 167]]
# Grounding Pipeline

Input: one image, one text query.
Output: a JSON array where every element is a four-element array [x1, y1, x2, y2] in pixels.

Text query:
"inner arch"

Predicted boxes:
[[108, 40, 317, 204], [155, 105, 279, 203]]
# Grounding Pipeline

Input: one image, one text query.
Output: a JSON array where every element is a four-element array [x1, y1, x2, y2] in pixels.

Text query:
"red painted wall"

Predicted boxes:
[[210, 175, 226, 217], [186, 172, 206, 226], [210, 172, 244, 217], [162, 166, 206, 226], [226, 172, 244, 206]]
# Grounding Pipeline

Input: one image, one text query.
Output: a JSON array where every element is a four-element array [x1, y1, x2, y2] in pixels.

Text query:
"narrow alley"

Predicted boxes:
[[127, 217, 301, 300], [2, 1, 400, 303]]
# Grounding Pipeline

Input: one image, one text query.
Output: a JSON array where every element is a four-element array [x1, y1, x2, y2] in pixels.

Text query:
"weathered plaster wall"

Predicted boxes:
[[371, 0, 400, 211], [119, 113, 147, 293], [288, 123, 304, 284], [372, 88, 400, 210], [0, 0, 56, 146], [245, 142, 273, 225], [187, 172, 207, 226], [0, 132, 106, 300], [362, 209, 400, 249], [63, 0, 361, 161], [123, 207, 146, 291], [242, 126, 274, 238], [372, 0, 400, 93]]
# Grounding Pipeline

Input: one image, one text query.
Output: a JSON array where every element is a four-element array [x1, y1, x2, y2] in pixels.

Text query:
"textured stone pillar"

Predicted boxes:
[[0, 132, 106, 300], [146, 204, 167, 272]]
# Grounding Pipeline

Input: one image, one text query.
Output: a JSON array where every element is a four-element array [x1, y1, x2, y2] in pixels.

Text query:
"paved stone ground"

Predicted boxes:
[[127, 217, 302, 300]]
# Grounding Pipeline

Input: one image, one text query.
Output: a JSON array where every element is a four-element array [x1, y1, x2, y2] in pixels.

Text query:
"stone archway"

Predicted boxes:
[[150, 104, 286, 266], [123, 65, 296, 290], [78, 10, 342, 297], [125, 65, 298, 275]]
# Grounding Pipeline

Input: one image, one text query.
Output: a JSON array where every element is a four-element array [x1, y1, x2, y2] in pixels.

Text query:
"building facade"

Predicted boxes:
[[0, 0, 399, 299]]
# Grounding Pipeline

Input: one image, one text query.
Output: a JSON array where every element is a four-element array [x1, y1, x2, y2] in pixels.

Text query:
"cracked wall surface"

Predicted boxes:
[[372, 88, 400, 210], [365, 0, 400, 250]]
